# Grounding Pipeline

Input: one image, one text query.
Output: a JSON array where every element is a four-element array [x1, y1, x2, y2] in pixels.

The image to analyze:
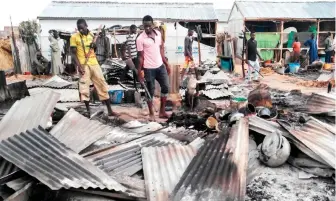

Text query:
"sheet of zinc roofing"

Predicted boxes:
[[0, 126, 126, 192], [50, 108, 111, 153], [236, 1, 336, 19], [170, 118, 249, 201], [0, 90, 60, 141], [38, 1, 218, 21], [141, 138, 205, 201]]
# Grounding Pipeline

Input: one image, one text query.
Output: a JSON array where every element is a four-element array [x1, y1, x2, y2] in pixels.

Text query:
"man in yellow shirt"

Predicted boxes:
[[70, 19, 115, 117]]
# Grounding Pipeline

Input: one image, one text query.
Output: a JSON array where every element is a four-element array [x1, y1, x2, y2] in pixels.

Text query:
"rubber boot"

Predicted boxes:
[[159, 97, 169, 119], [147, 101, 155, 122]]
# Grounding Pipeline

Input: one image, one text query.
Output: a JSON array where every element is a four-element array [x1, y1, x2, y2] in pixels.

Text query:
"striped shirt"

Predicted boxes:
[[126, 34, 137, 59]]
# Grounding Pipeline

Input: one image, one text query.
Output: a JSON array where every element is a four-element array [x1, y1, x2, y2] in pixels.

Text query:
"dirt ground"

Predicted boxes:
[[246, 164, 335, 201]]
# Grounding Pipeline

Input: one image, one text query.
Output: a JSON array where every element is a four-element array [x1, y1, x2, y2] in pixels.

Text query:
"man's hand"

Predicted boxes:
[[138, 70, 144, 82], [90, 42, 97, 49], [166, 64, 171, 75], [78, 66, 85, 75]]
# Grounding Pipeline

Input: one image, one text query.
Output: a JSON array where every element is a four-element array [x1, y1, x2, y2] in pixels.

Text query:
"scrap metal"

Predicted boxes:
[[0, 91, 60, 141], [42, 75, 73, 88], [50, 108, 111, 153], [0, 126, 126, 192], [297, 93, 336, 116], [281, 117, 335, 169], [85, 134, 183, 177], [170, 118, 249, 201], [202, 89, 233, 100], [28, 88, 80, 102], [142, 138, 205, 201]]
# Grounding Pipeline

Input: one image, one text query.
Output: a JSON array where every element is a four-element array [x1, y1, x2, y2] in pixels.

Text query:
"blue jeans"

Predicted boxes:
[[144, 65, 169, 98], [325, 51, 333, 63]]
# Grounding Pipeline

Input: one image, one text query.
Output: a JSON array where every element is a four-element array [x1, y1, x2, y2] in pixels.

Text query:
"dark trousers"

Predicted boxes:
[[144, 65, 169, 98], [325, 51, 333, 63]]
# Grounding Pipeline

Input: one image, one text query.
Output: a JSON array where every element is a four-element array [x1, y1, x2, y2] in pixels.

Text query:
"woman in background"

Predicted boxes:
[[304, 33, 318, 64], [292, 36, 301, 62]]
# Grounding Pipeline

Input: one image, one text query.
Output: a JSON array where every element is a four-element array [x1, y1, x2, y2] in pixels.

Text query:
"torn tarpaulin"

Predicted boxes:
[[170, 118, 249, 201]]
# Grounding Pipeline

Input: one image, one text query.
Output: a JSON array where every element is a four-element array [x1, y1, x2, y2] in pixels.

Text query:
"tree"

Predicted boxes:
[[18, 20, 40, 50]]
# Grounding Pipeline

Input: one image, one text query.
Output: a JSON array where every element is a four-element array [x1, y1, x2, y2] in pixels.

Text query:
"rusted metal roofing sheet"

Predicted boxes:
[[161, 127, 208, 143], [249, 116, 290, 138], [282, 117, 335, 169], [235, 1, 336, 19], [142, 138, 205, 201], [50, 108, 111, 153], [170, 118, 249, 201], [38, 1, 217, 21], [0, 91, 60, 141], [250, 116, 328, 166], [86, 134, 182, 177], [42, 75, 72, 88], [0, 126, 126, 192], [297, 93, 336, 116], [28, 88, 80, 102]]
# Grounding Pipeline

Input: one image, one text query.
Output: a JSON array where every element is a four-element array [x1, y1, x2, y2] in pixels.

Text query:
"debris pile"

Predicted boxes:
[[0, 64, 335, 201], [0, 39, 14, 71]]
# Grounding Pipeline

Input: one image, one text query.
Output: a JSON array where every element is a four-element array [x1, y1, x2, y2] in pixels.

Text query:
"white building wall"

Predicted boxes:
[[228, 4, 245, 58], [216, 22, 229, 34], [39, 19, 216, 65]]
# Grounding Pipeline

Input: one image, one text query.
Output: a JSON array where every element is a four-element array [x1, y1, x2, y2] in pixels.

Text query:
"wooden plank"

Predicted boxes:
[[317, 20, 320, 47], [279, 21, 284, 63]]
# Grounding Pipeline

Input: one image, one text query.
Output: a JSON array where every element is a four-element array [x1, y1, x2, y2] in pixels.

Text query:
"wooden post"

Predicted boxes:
[[198, 40, 201, 64], [241, 31, 246, 78], [113, 28, 118, 58], [279, 21, 284, 63], [317, 20, 320, 48]]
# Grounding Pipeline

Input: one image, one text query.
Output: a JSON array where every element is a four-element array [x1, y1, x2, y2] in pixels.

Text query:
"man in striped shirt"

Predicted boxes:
[[121, 25, 138, 81]]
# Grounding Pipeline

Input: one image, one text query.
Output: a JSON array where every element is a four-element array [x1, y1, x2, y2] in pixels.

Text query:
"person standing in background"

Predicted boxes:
[[324, 32, 333, 63], [70, 19, 116, 117], [181, 29, 194, 81], [136, 15, 171, 122], [292, 36, 301, 62], [95, 29, 110, 66], [246, 32, 263, 82], [49, 30, 62, 75], [304, 33, 318, 64]]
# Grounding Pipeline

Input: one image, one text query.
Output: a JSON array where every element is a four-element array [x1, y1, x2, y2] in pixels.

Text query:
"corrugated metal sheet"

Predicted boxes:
[[4, 182, 33, 201], [235, 1, 336, 19], [86, 134, 183, 177], [0, 157, 18, 179], [249, 116, 328, 166], [0, 126, 126, 191], [42, 75, 72, 88], [282, 117, 335, 168], [202, 89, 233, 99], [50, 108, 111, 153], [142, 138, 205, 201], [249, 116, 290, 138], [28, 88, 80, 102], [84, 122, 165, 154], [215, 9, 230, 22], [297, 93, 336, 116], [0, 91, 60, 141], [161, 127, 208, 143], [170, 118, 249, 201], [38, 1, 217, 21]]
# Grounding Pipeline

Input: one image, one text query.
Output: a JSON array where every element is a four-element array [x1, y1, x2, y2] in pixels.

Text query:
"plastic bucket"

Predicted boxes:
[[108, 90, 124, 104], [289, 63, 300, 73], [220, 58, 231, 71]]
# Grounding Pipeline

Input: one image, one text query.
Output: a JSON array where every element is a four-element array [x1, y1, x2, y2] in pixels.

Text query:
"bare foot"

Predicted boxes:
[[149, 114, 156, 122], [159, 112, 170, 119]]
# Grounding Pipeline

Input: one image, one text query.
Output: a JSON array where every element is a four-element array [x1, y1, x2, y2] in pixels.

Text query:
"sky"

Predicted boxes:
[[1, 0, 335, 29]]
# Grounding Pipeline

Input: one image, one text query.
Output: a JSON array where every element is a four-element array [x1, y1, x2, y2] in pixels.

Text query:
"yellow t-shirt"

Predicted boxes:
[[70, 32, 98, 66]]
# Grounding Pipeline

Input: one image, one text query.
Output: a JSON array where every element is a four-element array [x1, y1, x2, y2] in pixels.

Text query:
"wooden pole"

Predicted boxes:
[[198, 40, 201, 65], [113, 28, 118, 58], [279, 21, 284, 63], [317, 20, 320, 48], [241, 31, 246, 78]]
